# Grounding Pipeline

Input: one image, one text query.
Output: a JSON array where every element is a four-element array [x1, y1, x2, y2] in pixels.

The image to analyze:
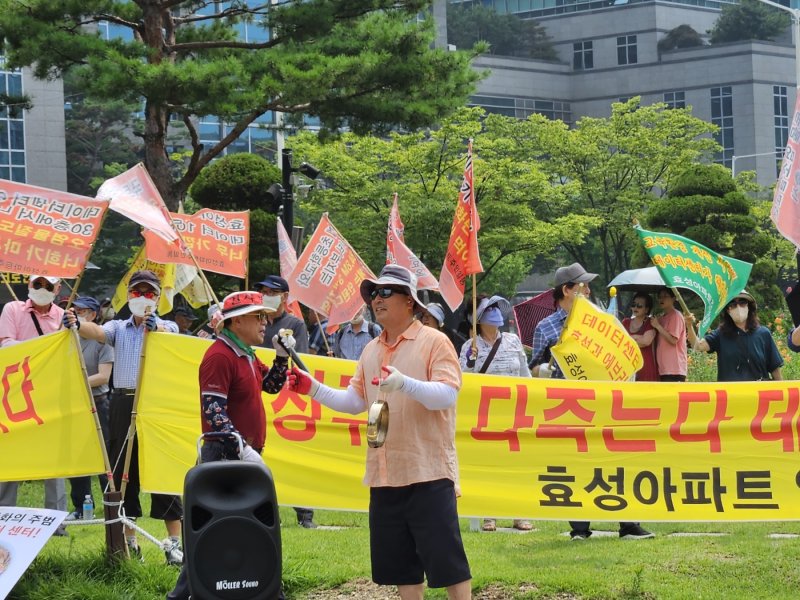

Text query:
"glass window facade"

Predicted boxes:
[[449, 0, 737, 19], [711, 86, 733, 168], [664, 91, 686, 109], [774, 85, 789, 161], [0, 64, 26, 183], [573, 41, 593, 71], [617, 35, 637, 66], [471, 95, 571, 123]]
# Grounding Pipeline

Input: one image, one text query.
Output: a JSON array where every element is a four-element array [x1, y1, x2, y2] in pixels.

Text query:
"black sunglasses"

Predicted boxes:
[[727, 298, 749, 309], [31, 280, 55, 292], [370, 287, 408, 300], [631, 303, 645, 309]]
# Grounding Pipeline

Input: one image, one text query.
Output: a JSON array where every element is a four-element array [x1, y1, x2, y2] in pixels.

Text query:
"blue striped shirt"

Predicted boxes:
[[103, 316, 178, 388], [530, 307, 567, 379]]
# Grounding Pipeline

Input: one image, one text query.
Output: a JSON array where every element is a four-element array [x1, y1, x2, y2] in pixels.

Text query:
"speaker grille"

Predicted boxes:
[[253, 501, 275, 527]]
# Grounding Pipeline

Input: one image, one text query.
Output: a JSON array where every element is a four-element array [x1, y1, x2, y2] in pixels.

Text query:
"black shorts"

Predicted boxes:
[[369, 479, 471, 588]]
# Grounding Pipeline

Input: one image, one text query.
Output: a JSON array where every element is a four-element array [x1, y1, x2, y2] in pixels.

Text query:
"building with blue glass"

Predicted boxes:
[[449, 0, 798, 185]]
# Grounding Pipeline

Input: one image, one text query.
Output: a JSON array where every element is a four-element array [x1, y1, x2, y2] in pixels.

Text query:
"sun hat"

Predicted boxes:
[[215, 291, 275, 332], [475, 295, 511, 324], [423, 303, 446, 327], [553, 263, 598, 287], [729, 290, 756, 309], [359, 265, 425, 310]]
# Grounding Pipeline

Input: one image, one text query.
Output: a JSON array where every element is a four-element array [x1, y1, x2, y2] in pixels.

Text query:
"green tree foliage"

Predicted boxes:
[[0, 0, 482, 209], [290, 107, 596, 296], [658, 24, 705, 54], [708, 0, 790, 44], [190, 153, 282, 283], [446, 3, 557, 60], [648, 163, 781, 308], [509, 98, 719, 286]]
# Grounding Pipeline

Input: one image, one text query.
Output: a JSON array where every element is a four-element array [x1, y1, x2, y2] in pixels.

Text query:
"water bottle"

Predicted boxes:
[[82, 495, 94, 521]]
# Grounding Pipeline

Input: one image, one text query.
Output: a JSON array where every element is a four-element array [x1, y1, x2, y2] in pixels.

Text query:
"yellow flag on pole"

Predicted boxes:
[[0, 331, 105, 480], [551, 295, 643, 381]]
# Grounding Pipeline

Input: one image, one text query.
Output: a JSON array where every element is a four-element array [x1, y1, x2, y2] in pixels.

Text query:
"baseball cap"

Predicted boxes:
[[73, 296, 101, 313], [128, 270, 161, 293], [553, 263, 598, 287], [28, 275, 60, 285], [173, 307, 198, 321], [255, 275, 289, 292]]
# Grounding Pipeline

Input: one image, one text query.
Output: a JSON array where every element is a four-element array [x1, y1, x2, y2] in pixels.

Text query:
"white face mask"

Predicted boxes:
[[730, 306, 749, 324], [28, 288, 55, 306], [77, 316, 89, 324], [129, 296, 157, 318], [262, 294, 282, 312]]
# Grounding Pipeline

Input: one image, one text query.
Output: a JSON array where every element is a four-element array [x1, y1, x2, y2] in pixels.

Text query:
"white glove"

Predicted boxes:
[[240, 444, 263, 464], [374, 365, 406, 393], [273, 330, 296, 358], [537, 363, 553, 379]]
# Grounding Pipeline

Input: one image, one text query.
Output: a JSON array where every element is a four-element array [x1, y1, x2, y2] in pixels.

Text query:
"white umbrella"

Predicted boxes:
[[607, 267, 667, 293]]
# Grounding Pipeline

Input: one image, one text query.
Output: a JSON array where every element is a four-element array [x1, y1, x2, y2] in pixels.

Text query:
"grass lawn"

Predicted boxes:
[[7, 481, 800, 599]]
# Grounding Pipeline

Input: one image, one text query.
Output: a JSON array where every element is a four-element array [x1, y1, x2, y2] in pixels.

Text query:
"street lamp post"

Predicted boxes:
[[731, 151, 781, 176]]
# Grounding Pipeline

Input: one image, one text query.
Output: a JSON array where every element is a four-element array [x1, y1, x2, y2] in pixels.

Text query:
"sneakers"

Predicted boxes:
[[619, 524, 655, 540], [63, 511, 81, 522], [513, 519, 533, 531], [126, 539, 144, 562], [482, 519, 497, 532], [163, 537, 184, 565], [298, 518, 318, 529], [53, 524, 69, 537], [570, 530, 592, 541]]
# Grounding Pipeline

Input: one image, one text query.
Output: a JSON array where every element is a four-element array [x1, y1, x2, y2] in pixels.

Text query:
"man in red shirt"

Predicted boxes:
[[167, 291, 290, 600]]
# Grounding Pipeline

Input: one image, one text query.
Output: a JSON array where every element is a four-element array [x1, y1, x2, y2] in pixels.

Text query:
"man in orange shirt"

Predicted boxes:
[[288, 265, 472, 600]]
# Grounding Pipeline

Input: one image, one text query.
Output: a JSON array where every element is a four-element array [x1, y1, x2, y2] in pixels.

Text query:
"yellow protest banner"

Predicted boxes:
[[137, 333, 800, 522], [551, 295, 642, 381], [0, 330, 105, 480]]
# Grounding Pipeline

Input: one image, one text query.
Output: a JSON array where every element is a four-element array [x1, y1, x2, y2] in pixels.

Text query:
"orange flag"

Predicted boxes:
[[288, 214, 375, 328], [772, 93, 800, 247], [438, 140, 482, 311], [386, 193, 438, 291], [144, 208, 249, 278], [0, 180, 110, 278], [276, 217, 303, 320]]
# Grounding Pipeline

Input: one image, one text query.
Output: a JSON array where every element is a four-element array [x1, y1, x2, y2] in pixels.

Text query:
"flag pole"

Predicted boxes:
[[470, 275, 478, 361], [314, 311, 333, 356], [1, 273, 18, 301], [169, 228, 221, 307]]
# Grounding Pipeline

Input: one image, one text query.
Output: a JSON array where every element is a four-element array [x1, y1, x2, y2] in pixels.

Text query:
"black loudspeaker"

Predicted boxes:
[[184, 461, 282, 600]]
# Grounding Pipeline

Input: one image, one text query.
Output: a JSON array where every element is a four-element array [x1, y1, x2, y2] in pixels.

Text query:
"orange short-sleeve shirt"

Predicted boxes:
[[349, 319, 462, 488]]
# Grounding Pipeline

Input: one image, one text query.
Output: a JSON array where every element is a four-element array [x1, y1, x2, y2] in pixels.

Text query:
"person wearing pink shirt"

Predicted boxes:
[[288, 265, 472, 600], [651, 288, 688, 382], [0, 275, 68, 535]]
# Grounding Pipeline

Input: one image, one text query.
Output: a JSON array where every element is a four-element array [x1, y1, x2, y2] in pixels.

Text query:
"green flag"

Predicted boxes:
[[636, 227, 752, 337]]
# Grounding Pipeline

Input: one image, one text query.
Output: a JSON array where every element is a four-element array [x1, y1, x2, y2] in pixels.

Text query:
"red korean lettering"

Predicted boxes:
[[470, 384, 534, 452], [536, 387, 596, 452], [750, 388, 800, 452], [669, 390, 732, 453], [602, 389, 660, 452], [1, 356, 44, 433]]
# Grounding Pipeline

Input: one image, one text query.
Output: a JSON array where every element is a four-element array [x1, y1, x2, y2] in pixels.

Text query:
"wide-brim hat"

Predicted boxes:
[[475, 295, 511, 323], [731, 290, 756, 309], [554, 262, 598, 288], [215, 291, 276, 332], [359, 265, 426, 311], [29, 274, 60, 285], [423, 302, 446, 327]]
